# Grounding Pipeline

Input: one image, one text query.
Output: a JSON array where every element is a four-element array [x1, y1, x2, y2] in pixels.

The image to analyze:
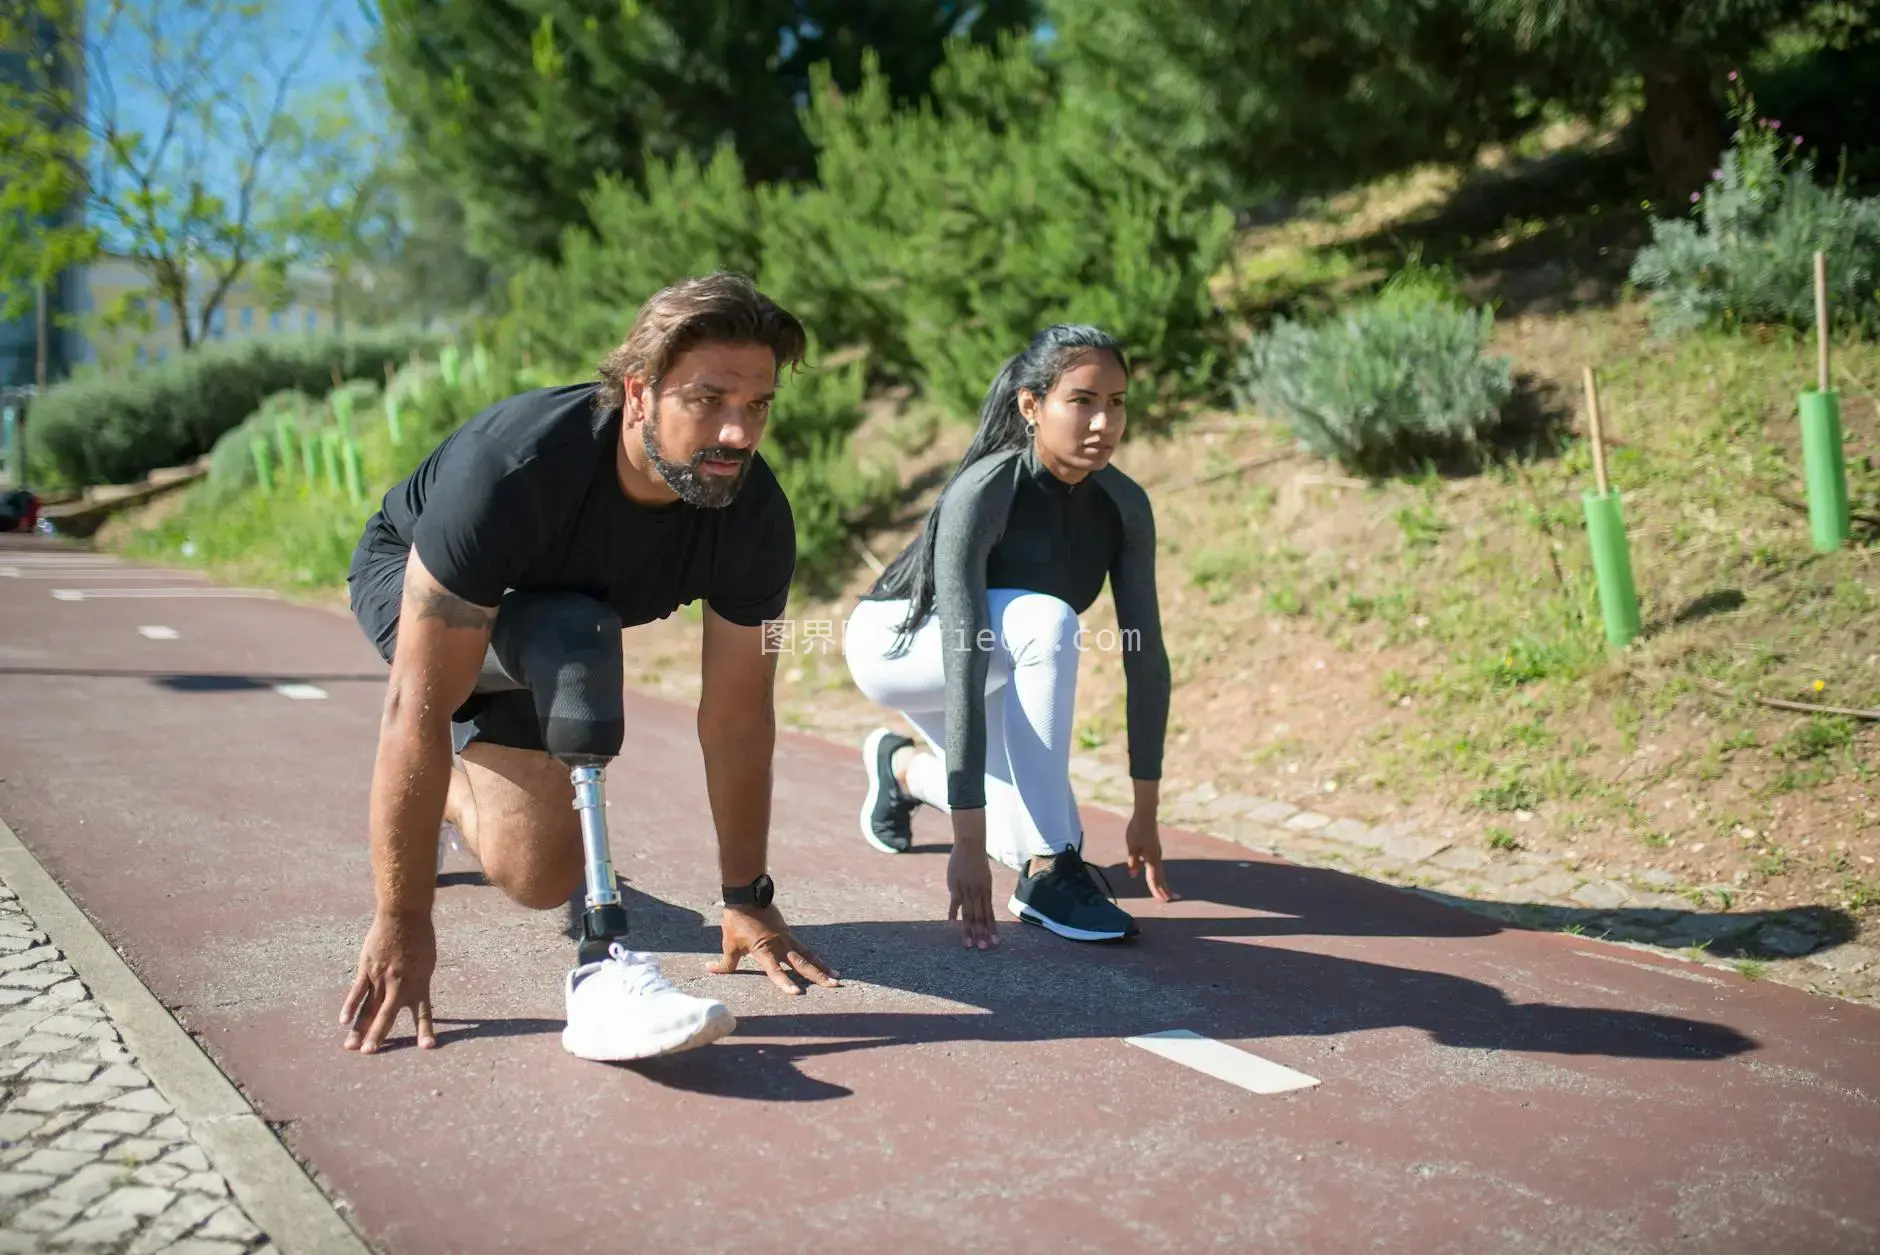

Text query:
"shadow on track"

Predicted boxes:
[[423, 853, 1764, 1104]]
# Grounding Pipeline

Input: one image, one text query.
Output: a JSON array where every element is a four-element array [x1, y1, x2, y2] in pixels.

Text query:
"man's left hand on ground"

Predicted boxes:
[[707, 904, 840, 995]]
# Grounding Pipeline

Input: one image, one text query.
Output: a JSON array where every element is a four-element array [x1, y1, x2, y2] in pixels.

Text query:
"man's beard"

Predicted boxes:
[[641, 393, 750, 509]]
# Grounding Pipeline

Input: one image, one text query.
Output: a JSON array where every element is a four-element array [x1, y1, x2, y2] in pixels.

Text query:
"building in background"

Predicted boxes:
[[0, 3, 88, 392], [76, 254, 345, 371], [3, 1, 353, 388]]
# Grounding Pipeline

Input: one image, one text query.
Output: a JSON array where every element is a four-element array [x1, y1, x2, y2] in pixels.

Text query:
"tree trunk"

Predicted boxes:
[[168, 284, 194, 352], [1642, 59, 1721, 210], [34, 281, 47, 390]]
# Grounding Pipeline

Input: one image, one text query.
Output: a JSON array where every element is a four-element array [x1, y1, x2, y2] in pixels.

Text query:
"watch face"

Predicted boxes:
[[755, 875, 774, 908]]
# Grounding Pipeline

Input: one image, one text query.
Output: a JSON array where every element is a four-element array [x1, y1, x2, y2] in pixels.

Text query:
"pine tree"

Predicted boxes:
[[1043, 0, 1557, 209], [371, 0, 1039, 266]]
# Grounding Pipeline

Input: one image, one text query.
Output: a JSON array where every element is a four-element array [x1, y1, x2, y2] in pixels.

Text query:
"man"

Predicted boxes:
[[341, 272, 837, 1061]]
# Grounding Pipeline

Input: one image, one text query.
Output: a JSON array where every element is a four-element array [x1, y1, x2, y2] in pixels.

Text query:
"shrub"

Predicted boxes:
[[144, 344, 549, 588], [1231, 263, 1515, 475], [502, 36, 1234, 428], [26, 328, 438, 490], [497, 143, 764, 372], [754, 39, 1065, 386], [761, 343, 897, 592], [762, 41, 1235, 424], [1628, 77, 1880, 337]]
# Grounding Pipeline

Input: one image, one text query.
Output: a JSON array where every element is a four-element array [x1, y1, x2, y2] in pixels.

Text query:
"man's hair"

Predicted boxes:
[[595, 271, 809, 412]]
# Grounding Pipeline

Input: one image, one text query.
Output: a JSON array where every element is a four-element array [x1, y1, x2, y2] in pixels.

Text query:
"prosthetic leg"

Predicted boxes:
[[475, 591, 631, 966]]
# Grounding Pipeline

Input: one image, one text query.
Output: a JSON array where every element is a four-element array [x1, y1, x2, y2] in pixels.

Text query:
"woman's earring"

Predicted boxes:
[[1025, 419, 1037, 438]]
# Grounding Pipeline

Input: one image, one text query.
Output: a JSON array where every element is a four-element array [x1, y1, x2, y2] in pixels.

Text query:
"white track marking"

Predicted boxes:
[[272, 684, 328, 700], [136, 626, 180, 640], [5, 567, 193, 579], [0, 554, 123, 563], [51, 587, 268, 600], [1123, 1030, 1322, 1095]]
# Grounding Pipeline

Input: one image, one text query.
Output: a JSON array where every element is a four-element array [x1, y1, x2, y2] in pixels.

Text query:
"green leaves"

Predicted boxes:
[[1044, 0, 1556, 207], [531, 14, 564, 80], [371, 0, 1039, 264], [498, 140, 765, 369], [0, 1, 95, 322]]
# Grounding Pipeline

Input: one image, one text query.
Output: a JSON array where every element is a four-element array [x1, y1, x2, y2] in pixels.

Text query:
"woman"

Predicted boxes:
[[843, 323, 1176, 950]]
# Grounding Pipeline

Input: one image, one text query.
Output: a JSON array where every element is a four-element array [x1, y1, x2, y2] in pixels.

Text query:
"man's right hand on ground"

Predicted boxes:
[[345, 548, 490, 1057], [342, 910, 439, 1053]]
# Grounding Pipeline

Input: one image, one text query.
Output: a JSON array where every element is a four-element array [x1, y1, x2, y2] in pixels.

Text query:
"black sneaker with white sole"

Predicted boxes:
[[1008, 844, 1139, 942], [859, 727, 921, 854]]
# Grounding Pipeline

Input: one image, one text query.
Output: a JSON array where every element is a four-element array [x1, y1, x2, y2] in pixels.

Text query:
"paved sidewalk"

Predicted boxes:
[[0, 869, 273, 1253]]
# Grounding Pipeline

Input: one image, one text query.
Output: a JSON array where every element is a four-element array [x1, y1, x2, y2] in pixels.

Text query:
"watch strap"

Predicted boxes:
[[722, 873, 773, 907]]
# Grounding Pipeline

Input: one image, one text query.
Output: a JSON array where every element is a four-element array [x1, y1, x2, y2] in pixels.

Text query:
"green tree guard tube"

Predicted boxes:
[[385, 394, 402, 445], [1799, 389, 1851, 552], [1583, 488, 1640, 647], [342, 437, 364, 504], [322, 430, 341, 491], [275, 418, 297, 481], [250, 437, 273, 496]]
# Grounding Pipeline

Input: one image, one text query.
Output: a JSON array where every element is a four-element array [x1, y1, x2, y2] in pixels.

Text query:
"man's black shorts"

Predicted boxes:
[[346, 529, 548, 756]]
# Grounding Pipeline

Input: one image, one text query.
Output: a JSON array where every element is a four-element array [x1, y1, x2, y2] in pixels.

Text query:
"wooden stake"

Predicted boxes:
[[1814, 249, 1830, 393], [1582, 365, 1610, 496], [851, 535, 885, 576]]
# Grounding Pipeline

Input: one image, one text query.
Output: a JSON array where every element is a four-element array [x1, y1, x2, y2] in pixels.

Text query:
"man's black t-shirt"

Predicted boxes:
[[353, 382, 796, 643]]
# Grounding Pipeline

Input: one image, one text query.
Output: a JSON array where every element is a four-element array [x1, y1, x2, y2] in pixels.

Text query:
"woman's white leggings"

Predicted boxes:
[[843, 589, 1084, 871]]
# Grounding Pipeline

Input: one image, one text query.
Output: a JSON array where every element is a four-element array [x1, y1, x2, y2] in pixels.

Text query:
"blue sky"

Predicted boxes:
[[100, 0, 383, 115], [88, 0, 388, 245]]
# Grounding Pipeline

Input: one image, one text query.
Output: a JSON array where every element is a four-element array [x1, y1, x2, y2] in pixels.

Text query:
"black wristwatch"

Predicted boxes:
[[722, 873, 774, 910]]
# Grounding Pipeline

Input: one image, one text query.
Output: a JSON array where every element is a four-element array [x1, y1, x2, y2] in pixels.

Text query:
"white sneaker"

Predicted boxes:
[[560, 944, 736, 1062]]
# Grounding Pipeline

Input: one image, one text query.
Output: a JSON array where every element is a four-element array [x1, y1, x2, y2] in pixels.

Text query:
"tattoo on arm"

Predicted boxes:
[[412, 585, 498, 630]]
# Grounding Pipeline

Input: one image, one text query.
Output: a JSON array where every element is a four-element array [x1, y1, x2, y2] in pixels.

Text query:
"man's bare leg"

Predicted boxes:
[[443, 742, 584, 911]]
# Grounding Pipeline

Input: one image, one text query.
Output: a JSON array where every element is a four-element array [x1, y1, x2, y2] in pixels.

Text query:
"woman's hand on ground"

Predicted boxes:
[[947, 810, 999, 949], [1125, 812, 1179, 903]]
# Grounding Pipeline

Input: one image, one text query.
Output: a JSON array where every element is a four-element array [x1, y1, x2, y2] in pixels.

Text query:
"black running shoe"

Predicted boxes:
[[1007, 844, 1139, 942], [859, 727, 921, 854]]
